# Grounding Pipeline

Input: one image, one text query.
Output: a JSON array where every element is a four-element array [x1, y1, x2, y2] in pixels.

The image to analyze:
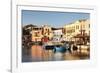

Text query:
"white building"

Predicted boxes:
[[52, 28, 63, 42]]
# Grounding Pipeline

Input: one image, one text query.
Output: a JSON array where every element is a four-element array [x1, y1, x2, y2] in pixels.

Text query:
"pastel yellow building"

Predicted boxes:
[[32, 27, 43, 42], [31, 25, 53, 42], [63, 19, 90, 42], [41, 25, 53, 40]]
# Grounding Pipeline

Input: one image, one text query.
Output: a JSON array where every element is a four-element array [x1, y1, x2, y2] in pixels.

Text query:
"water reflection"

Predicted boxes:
[[22, 45, 89, 62]]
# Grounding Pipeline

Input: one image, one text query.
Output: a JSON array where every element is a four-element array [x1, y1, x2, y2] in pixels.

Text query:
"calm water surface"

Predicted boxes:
[[22, 45, 89, 62]]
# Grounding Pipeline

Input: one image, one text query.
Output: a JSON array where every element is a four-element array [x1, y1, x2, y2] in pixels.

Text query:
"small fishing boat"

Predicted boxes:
[[53, 45, 67, 53]]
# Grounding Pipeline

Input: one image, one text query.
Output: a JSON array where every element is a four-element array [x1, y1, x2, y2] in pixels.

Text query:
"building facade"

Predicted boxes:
[[31, 25, 53, 42], [32, 27, 43, 42], [41, 25, 53, 40], [52, 28, 63, 42], [63, 19, 90, 44]]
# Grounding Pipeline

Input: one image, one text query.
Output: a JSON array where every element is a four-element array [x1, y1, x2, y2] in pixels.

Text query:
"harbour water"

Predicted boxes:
[[22, 44, 89, 62]]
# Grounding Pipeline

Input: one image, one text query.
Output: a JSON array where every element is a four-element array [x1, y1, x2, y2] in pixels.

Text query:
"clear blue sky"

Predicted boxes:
[[22, 10, 90, 28]]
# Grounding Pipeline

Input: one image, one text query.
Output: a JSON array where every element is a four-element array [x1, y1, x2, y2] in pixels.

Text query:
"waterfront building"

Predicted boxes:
[[32, 27, 43, 42], [41, 25, 53, 40], [63, 19, 90, 44], [52, 28, 63, 42]]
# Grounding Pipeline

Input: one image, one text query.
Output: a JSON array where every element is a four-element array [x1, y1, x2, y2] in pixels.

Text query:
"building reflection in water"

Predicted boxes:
[[22, 44, 89, 62]]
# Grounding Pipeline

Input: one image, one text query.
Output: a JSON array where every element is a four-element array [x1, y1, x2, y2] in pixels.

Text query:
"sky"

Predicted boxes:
[[22, 10, 90, 28]]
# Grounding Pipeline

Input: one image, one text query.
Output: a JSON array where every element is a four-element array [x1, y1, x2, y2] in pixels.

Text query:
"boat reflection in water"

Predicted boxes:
[[22, 43, 89, 62]]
